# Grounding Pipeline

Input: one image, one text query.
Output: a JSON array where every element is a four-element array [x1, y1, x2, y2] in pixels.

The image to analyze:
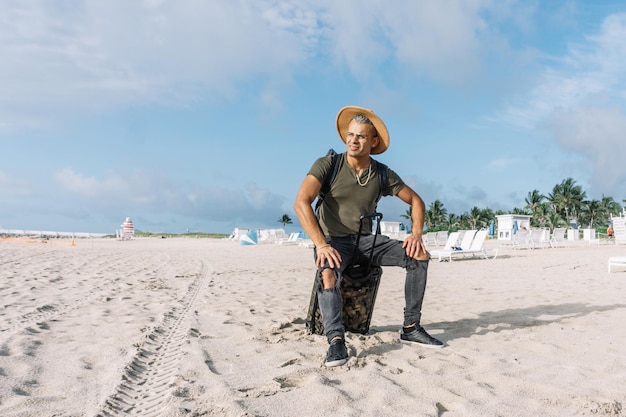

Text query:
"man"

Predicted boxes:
[[294, 105, 443, 368]]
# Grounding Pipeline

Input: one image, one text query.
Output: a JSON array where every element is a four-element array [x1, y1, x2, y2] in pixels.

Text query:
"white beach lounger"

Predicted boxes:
[[431, 230, 476, 262], [429, 232, 459, 261], [608, 256, 626, 273], [449, 229, 499, 261], [550, 228, 567, 248]]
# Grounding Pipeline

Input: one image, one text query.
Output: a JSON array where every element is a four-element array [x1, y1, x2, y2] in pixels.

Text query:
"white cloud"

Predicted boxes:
[[0, 0, 531, 132], [53, 167, 286, 224], [494, 12, 626, 198], [55, 168, 100, 197], [547, 106, 626, 195], [0, 0, 320, 130], [324, 0, 508, 84], [497, 13, 626, 127]]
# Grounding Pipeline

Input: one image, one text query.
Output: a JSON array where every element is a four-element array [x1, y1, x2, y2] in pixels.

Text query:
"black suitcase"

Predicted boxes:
[[306, 212, 383, 335]]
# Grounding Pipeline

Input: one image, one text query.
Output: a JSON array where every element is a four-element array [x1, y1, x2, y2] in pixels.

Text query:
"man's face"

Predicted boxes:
[[345, 120, 379, 158]]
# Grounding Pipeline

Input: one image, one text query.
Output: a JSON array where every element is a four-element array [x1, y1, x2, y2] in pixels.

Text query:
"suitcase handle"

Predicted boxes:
[[352, 212, 383, 247], [349, 212, 383, 277], [360, 212, 384, 223]]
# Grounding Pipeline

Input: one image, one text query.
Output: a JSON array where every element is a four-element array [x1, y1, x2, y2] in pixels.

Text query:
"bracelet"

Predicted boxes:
[[316, 244, 331, 250]]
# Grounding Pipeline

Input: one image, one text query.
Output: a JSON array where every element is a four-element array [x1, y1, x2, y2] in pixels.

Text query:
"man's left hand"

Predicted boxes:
[[402, 234, 429, 260]]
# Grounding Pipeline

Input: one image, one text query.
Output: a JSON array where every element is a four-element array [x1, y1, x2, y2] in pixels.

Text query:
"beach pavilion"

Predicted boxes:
[[495, 214, 532, 241]]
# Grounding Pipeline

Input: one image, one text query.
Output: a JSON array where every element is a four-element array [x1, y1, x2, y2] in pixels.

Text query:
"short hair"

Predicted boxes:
[[352, 114, 379, 137]]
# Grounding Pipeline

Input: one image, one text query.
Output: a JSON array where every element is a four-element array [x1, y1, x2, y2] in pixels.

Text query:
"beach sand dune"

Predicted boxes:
[[1, 237, 625, 416]]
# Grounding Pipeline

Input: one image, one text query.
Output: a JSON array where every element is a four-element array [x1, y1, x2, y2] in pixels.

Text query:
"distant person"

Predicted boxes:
[[294, 106, 443, 368], [608, 225, 613, 238]]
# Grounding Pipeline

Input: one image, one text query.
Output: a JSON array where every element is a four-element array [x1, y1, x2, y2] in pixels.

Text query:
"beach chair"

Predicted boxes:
[[423, 232, 437, 247], [435, 231, 449, 246], [449, 230, 499, 260], [258, 228, 286, 243], [298, 239, 314, 248], [612, 217, 626, 245], [550, 228, 567, 248], [277, 232, 301, 245], [458, 230, 477, 250], [608, 256, 626, 273], [431, 230, 476, 262], [429, 232, 459, 261], [529, 228, 550, 249], [512, 229, 531, 250], [228, 227, 250, 241]]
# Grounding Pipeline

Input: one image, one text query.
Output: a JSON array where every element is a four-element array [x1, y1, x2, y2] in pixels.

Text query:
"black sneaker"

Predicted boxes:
[[400, 325, 444, 348], [325, 338, 348, 367]]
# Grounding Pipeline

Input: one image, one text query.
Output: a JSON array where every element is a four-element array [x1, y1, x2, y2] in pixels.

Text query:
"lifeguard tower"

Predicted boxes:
[[117, 217, 135, 240]]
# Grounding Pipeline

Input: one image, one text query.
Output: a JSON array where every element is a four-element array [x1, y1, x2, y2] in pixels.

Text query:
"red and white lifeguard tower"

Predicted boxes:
[[117, 217, 135, 240]]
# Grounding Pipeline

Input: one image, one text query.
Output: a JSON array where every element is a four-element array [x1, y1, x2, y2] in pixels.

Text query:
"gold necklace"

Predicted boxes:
[[356, 165, 372, 186]]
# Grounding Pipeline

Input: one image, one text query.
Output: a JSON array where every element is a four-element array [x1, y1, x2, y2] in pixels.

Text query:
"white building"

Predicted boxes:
[[380, 221, 407, 240], [495, 214, 532, 240]]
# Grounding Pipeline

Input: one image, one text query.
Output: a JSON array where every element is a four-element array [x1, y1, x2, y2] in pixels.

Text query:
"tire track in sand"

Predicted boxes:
[[97, 259, 211, 417]]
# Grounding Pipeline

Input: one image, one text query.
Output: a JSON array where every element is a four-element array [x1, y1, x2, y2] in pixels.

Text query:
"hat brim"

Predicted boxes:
[[336, 106, 389, 155]]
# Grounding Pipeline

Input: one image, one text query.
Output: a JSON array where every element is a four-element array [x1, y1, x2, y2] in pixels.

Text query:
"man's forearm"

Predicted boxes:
[[294, 203, 327, 248]]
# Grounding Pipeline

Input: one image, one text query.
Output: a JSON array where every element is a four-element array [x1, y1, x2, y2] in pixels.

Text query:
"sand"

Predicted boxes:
[[1, 236, 625, 417]]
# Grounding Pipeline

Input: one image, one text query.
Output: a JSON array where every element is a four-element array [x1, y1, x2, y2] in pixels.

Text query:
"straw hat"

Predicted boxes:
[[335, 106, 390, 154]]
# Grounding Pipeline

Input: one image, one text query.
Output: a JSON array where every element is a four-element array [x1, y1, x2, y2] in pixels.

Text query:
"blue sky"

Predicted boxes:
[[2, 0, 626, 234]]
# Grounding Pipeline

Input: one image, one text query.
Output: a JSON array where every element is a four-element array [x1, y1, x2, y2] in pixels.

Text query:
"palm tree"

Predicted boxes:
[[579, 199, 602, 228], [446, 213, 460, 231], [400, 207, 413, 231], [525, 189, 545, 226], [547, 211, 565, 233], [536, 201, 551, 227], [466, 207, 482, 230], [548, 178, 586, 224], [481, 207, 495, 229], [600, 195, 621, 224], [459, 212, 471, 230], [424, 210, 435, 229], [388, 178, 626, 236], [511, 207, 530, 215], [427, 200, 448, 229], [277, 214, 292, 227], [463, 206, 494, 230]]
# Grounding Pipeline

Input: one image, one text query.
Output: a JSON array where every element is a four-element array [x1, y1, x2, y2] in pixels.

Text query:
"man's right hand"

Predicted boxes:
[[316, 244, 342, 269]]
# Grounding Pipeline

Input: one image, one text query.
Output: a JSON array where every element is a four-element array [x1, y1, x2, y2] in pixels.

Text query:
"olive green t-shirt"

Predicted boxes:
[[308, 153, 405, 237]]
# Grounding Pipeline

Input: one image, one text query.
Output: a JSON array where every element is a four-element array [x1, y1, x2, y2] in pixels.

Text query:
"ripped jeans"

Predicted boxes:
[[315, 234, 429, 343]]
